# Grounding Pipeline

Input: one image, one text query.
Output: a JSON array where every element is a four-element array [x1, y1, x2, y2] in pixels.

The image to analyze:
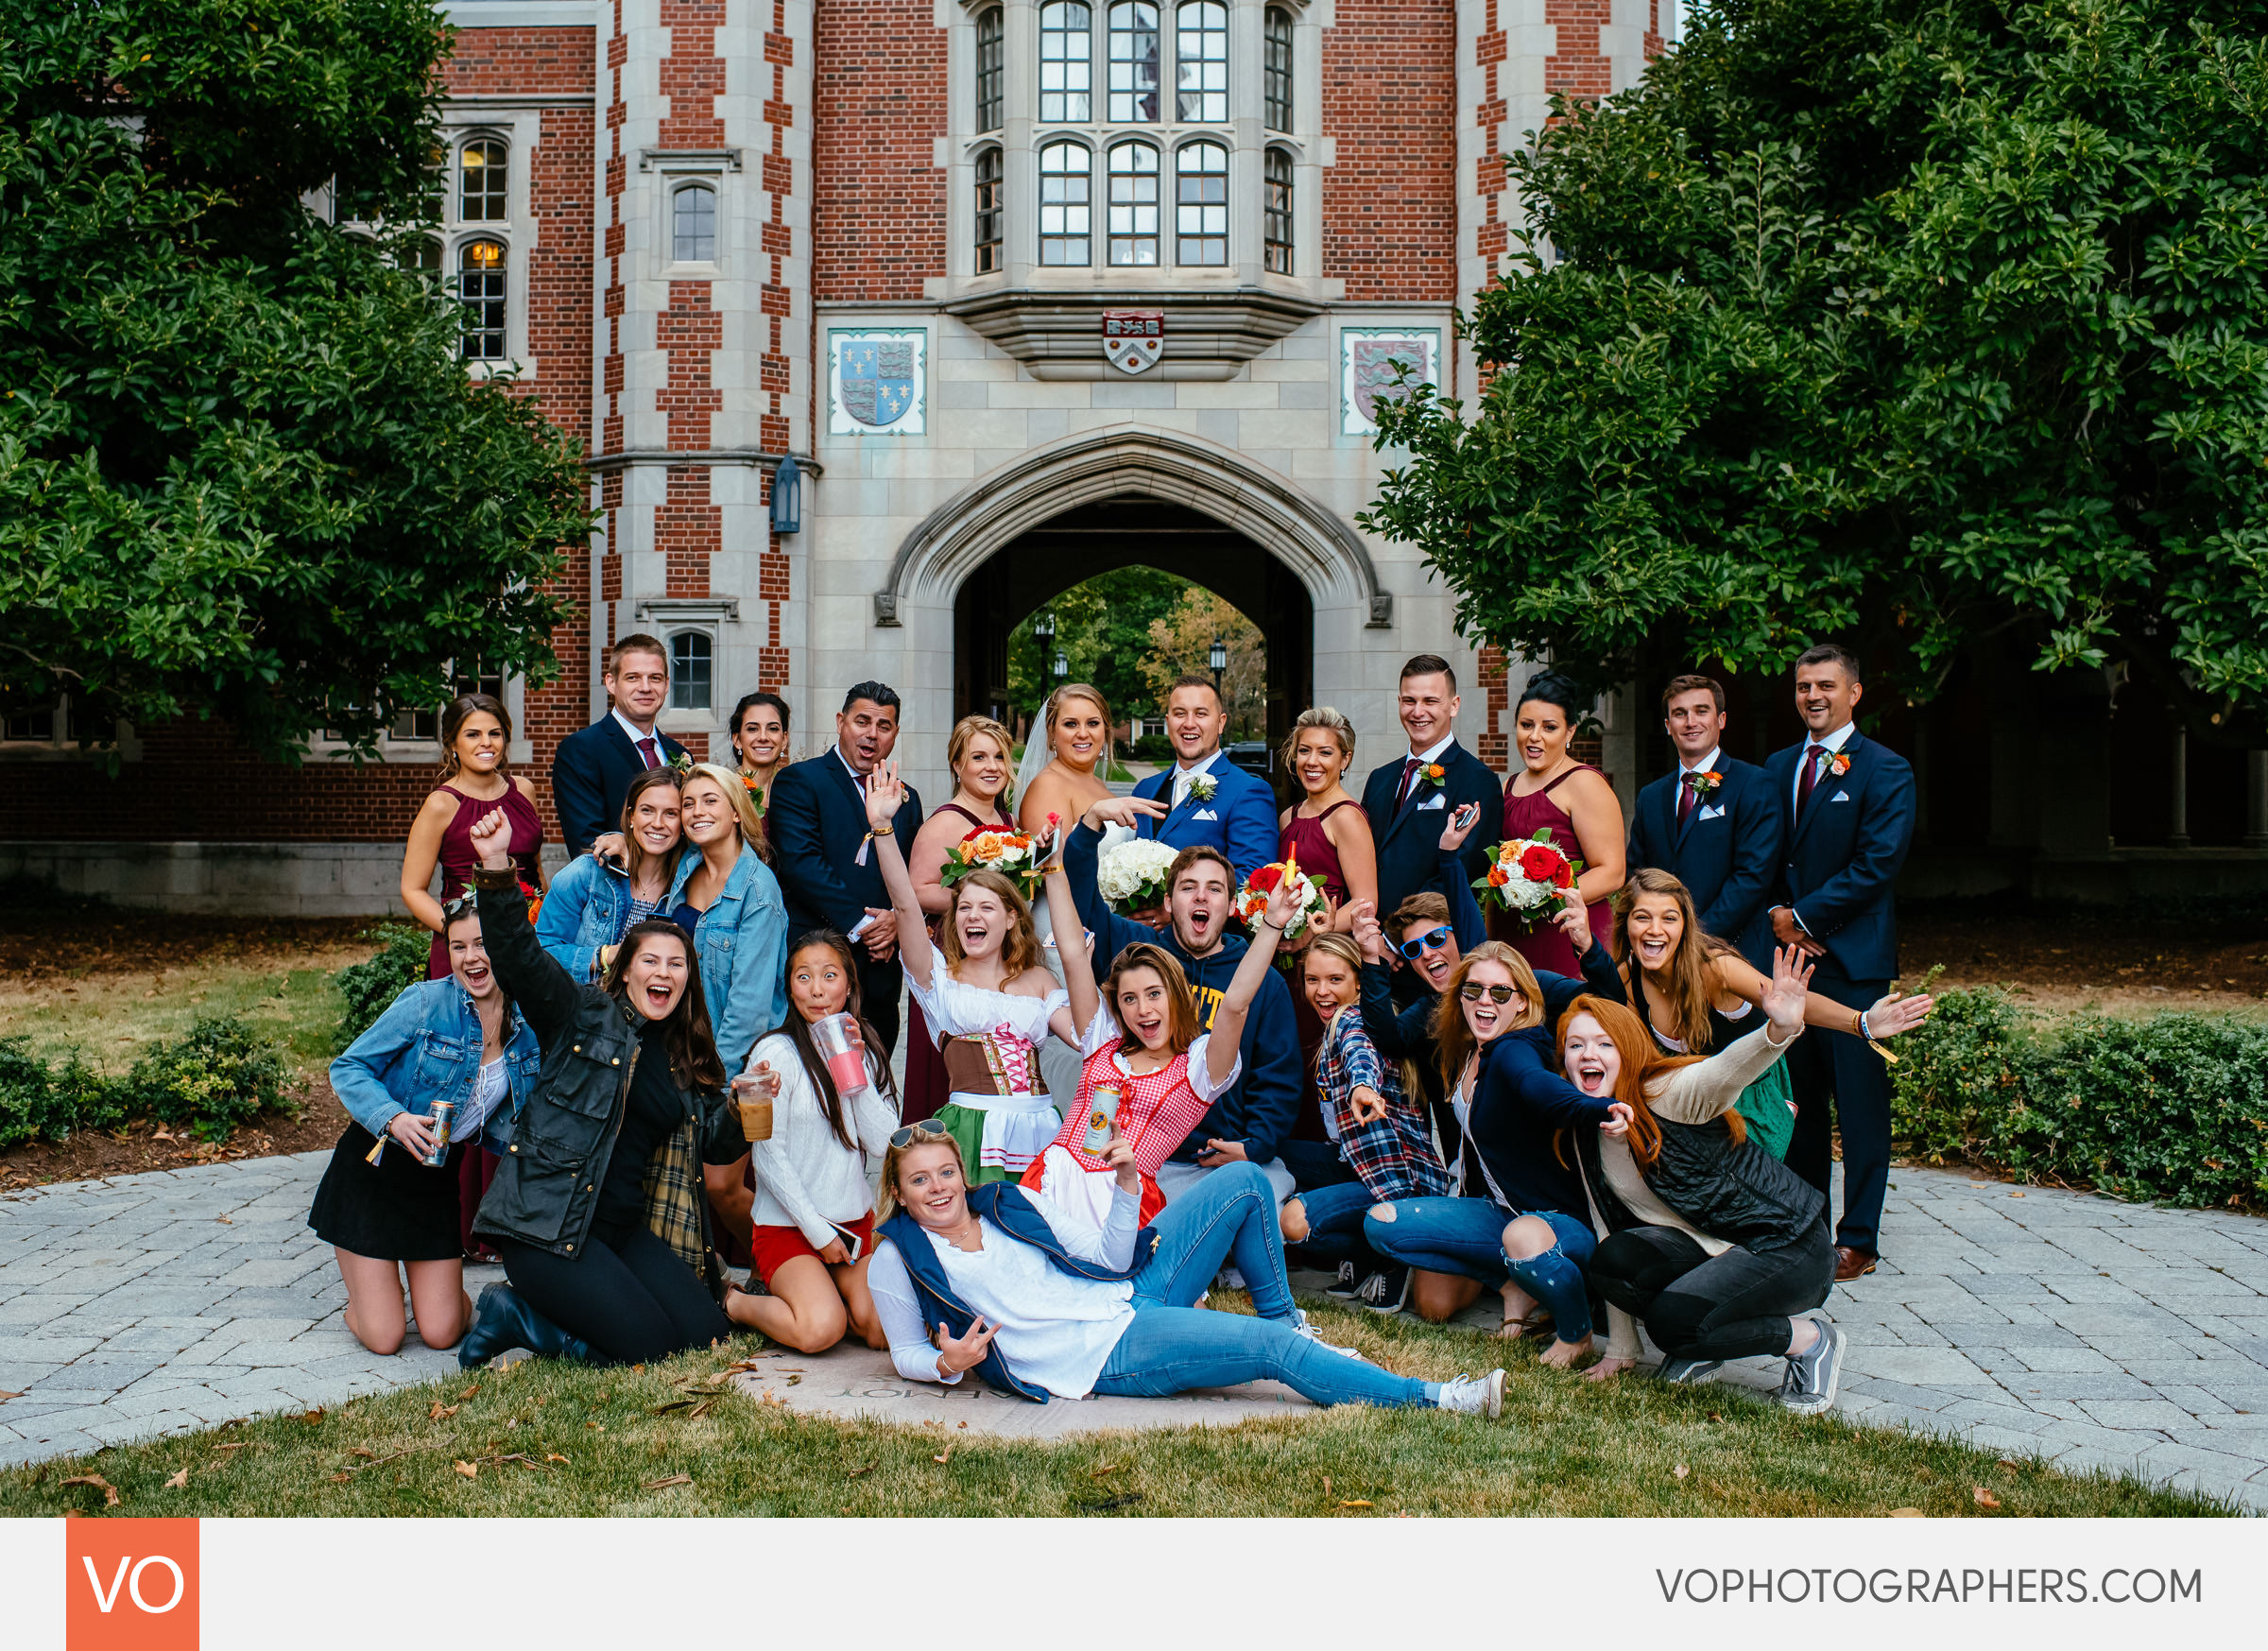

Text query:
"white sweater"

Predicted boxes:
[[746, 1033, 901, 1247]]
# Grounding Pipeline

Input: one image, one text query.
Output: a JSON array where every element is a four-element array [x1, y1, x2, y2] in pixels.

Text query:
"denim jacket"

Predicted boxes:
[[536, 852, 637, 981], [329, 978, 543, 1148], [666, 843, 788, 1072]]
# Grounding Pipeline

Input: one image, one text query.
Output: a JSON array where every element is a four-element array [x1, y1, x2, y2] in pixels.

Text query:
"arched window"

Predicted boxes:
[[669, 633, 713, 712], [458, 139, 507, 222], [458, 239, 507, 359], [1263, 148, 1293, 274], [974, 146, 1005, 273], [1174, 2, 1228, 123], [1174, 142, 1227, 266], [975, 8, 1005, 132], [1107, 142, 1160, 267], [1108, 2, 1160, 123], [1264, 8, 1294, 132], [1039, 3, 1091, 124], [672, 181, 717, 262], [1039, 142, 1092, 266]]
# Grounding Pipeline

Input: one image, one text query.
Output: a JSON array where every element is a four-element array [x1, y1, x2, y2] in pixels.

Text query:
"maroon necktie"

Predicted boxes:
[[636, 736, 659, 770], [1676, 773, 1698, 828], [1796, 744, 1827, 813], [1395, 757, 1421, 809]]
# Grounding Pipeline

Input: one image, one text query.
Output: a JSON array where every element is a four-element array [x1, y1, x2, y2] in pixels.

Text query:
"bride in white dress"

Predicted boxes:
[[1015, 684, 1131, 1109]]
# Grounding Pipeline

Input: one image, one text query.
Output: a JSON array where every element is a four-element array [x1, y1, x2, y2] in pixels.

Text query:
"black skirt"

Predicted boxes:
[[308, 1121, 465, 1263]]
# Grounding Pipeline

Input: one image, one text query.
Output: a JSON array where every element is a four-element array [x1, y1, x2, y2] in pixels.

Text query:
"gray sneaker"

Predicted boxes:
[[1779, 1320, 1843, 1415], [1435, 1369, 1506, 1419], [1657, 1355, 1724, 1386]]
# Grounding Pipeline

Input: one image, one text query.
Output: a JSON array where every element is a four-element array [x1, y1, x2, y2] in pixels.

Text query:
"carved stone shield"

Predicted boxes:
[[1103, 309, 1164, 374]]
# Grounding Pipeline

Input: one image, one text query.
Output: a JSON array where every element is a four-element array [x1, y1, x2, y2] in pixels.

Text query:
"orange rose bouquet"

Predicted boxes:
[[1473, 828, 1581, 927]]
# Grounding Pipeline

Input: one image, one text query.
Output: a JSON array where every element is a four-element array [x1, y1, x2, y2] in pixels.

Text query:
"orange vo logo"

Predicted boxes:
[[66, 1518, 198, 1649]]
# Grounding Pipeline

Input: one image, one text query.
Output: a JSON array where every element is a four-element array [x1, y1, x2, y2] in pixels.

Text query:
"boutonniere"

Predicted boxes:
[[1186, 772, 1218, 803], [740, 774, 765, 813], [666, 749, 694, 776], [1690, 769, 1725, 799], [1420, 763, 1448, 791], [1829, 751, 1852, 777]]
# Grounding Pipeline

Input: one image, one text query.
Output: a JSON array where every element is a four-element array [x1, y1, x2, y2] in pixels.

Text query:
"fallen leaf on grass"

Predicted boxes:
[[1673, 1464, 1690, 1481], [459, 1384, 480, 1399], [163, 1469, 188, 1489], [1091, 1463, 1121, 1479], [1997, 1458, 2019, 1473], [545, 1453, 570, 1464], [454, 1461, 478, 1480], [61, 1474, 119, 1507], [1339, 1499, 1373, 1508], [1321, 1474, 1332, 1495], [431, 1402, 461, 1420], [586, 1420, 605, 1431], [1972, 1486, 2001, 1509], [1889, 1508, 1925, 1518], [933, 1447, 953, 1465], [210, 1442, 249, 1454], [642, 1473, 692, 1490], [301, 1409, 325, 1425], [329, 1471, 353, 1484], [631, 1364, 645, 1374], [956, 1420, 967, 1429], [349, 1447, 376, 1460], [786, 1374, 801, 1386]]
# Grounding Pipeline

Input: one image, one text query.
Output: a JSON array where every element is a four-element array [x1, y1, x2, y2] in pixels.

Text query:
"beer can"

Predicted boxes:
[[421, 1099, 455, 1167], [1081, 1084, 1123, 1156]]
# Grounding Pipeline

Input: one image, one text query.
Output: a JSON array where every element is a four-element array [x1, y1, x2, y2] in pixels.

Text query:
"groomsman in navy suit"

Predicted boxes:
[[1129, 674, 1279, 887], [1764, 644, 1916, 1281], [1627, 673, 1781, 967], [1360, 655, 1503, 1003], [550, 633, 689, 857]]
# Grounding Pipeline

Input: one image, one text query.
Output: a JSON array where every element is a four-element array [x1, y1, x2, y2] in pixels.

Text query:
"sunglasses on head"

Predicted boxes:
[[1398, 924, 1453, 960], [1460, 983, 1521, 1006], [888, 1121, 953, 1151]]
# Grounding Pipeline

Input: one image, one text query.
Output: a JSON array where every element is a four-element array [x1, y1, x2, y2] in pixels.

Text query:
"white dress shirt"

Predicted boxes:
[[611, 708, 662, 760]]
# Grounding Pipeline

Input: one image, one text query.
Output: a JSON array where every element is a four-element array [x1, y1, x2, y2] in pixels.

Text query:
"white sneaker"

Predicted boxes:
[[1435, 1369, 1505, 1418], [1286, 1309, 1366, 1360]]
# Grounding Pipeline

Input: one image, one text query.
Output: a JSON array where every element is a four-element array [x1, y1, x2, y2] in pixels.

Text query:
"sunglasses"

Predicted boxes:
[[888, 1121, 954, 1151], [1398, 924, 1453, 960], [1460, 983, 1522, 1006]]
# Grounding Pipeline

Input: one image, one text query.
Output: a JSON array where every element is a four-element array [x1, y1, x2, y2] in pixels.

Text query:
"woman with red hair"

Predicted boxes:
[[1547, 947, 1845, 1413]]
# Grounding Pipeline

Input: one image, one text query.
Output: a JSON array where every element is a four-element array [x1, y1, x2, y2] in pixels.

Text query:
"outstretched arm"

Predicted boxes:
[[861, 759, 936, 993], [467, 807, 585, 1042], [1042, 850, 1099, 1037]]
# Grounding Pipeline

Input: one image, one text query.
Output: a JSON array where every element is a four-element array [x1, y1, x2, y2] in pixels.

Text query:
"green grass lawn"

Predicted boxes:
[[0, 1299, 2229, 1519], [0, 954, 354, 1080]]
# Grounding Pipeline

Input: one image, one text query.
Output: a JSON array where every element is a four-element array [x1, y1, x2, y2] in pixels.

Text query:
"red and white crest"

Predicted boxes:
[[1103, 309, 1164, 374]]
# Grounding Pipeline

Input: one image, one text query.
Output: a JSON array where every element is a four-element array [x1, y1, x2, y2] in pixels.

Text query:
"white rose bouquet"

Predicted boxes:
[[1095, 838, 1179, 913]]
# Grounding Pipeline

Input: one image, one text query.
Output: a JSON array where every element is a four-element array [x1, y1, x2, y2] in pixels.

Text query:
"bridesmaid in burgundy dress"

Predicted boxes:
[[902, 715, 1022, 1126], [397, 693, 545, 1257], [1276, 708, 1379, 1143], [1493, 671, 1625, 977]]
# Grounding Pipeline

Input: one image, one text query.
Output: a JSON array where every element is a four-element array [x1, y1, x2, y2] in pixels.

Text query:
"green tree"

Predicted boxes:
[[1007, 565, 1188, 723], [1362, 0, 2268, 746], [0, 0, 592, 760], [1141, 588, 1265, 739]]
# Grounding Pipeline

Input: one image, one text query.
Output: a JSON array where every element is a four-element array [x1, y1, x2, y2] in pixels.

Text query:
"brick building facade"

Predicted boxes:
[[5, 0, 1681, 912]]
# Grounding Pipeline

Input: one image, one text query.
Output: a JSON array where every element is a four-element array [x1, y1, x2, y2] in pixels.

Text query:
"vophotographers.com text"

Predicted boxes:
[[1657, 1568, 2202, 1606]]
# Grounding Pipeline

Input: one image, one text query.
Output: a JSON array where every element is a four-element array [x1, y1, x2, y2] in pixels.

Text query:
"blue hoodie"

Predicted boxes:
[[1064, 822, 1303, 1166]]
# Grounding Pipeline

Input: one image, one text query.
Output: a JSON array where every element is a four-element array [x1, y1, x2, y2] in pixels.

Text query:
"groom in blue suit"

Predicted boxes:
[[1130, 675, 1279, 888], [1763, 644, 1916, 1282]]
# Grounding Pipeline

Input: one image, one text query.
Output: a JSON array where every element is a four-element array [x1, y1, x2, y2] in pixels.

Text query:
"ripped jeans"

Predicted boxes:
[[1363, 1195, 1596, 1345]]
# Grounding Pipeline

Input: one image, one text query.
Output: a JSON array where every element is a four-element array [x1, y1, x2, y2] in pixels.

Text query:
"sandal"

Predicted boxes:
[[1498, 1307, 1556, 1340]]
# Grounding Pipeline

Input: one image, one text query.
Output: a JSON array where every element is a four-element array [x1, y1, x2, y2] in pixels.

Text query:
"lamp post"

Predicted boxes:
[[1208, 635, 1227, 705], [768, 454, 801, 535], [1053, 649, 1069, 683]]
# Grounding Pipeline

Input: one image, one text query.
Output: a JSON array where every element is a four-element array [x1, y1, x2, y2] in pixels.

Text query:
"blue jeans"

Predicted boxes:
[[1364, 1195, 1597, 1345], [1291, 1179, 1383, 1273], [1091, 1162, 1432, 1409]]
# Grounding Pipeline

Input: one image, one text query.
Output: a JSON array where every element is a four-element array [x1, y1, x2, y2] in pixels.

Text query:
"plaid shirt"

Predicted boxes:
[[1316, 1008, 1452, 1201], [639, 1086, 741, 1298]]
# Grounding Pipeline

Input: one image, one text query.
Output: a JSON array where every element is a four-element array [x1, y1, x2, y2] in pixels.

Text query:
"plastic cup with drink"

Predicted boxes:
[[730, 1062, 775, 1142], [811, 1012, 879, 1109]]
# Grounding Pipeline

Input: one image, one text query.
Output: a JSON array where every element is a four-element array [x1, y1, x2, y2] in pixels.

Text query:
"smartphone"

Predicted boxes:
[[1452, 802, 1480, 830], [832, 1224, 866, 1264]]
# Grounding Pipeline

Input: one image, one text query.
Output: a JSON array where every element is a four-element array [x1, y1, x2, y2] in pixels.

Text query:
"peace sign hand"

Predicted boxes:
[[935, 1315, 998, 1378]]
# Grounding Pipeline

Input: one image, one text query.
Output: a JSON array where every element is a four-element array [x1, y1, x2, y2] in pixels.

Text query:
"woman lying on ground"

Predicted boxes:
[[715, 930, 901, 1353], [1016, 843, 1284, 1225], [867, 1122, 1507, 1416], [1280, 931, 1452, 1315], [455, 807, 748, 1368], [1614, 868, 1933, 1159], [865, 756, 1073, 1183], [1361, 934, 1616, 1366], [538, 767, 684, 981], [313, 902, 542, 1354], [1555, 948, 1844, 1412]]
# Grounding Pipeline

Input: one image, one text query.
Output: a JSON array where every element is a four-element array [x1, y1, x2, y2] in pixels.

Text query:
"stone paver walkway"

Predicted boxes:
[[5, 1153, 2267, 1507]]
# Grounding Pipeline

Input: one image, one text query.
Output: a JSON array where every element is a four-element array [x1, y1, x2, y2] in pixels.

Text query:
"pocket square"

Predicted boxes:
[[1830, 790, 1851, 802], [1191, 807, 1219, 821], [1417, 795, 1447, 811], [1697, 803, 1727, 821]]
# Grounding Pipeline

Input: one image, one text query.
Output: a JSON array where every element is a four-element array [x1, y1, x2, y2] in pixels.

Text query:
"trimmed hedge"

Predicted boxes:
[[1892, 988, 2268, 1210], [0, 1016, 290, 1148], [335, 921, 430, 1048]]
